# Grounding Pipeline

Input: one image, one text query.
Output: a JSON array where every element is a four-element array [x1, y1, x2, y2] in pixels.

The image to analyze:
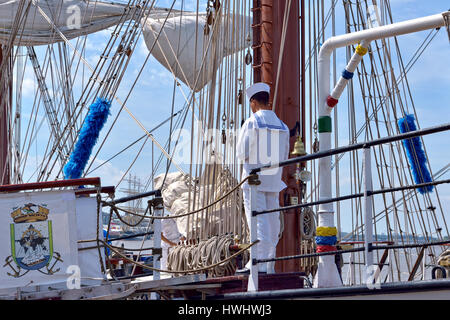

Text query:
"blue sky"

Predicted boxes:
[[18, 0, 450, 235]]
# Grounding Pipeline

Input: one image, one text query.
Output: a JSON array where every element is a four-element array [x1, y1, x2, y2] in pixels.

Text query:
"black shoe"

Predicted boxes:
[[235, 268, 268, 275], [235, 268, 250, 275]]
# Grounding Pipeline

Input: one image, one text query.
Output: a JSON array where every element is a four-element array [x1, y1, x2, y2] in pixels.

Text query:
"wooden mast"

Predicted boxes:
[[252, 0, 305, 272], [0, 45, 12, 185]]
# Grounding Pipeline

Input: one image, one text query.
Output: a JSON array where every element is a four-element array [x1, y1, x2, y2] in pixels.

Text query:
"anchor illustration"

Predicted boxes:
[[38, 252, 63, 275], [3, 256, 30, 278]]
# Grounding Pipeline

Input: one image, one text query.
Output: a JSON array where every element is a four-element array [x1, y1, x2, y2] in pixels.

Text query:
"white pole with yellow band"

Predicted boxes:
[[314, 11, 448, 288]]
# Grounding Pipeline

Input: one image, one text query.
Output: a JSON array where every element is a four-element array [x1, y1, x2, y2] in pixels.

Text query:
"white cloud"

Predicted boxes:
[[21, 76, 36, 98], [87, 159, 126, 187]]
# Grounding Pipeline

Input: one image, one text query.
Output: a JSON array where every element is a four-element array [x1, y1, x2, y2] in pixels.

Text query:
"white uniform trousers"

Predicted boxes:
[[161, 242, 170, 271], [243, 188, 281, 273]]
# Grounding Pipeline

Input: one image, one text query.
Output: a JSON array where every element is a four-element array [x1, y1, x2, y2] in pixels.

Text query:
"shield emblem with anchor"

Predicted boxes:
[[11, 220, 53, 270], [4, 203, 62, 277]]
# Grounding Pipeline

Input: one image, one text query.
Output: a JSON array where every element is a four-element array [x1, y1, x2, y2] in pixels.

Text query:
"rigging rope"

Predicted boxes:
[[102, 175, 250, 220]]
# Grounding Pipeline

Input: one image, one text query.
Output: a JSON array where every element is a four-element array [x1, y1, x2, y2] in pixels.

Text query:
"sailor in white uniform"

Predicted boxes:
[[160, 212, 184, 275], [236, 82, 290, 274]]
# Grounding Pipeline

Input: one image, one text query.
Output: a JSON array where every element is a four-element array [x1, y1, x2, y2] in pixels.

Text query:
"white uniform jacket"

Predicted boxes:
[[161, 214, 182, 248], [236, 110, 290, 192]]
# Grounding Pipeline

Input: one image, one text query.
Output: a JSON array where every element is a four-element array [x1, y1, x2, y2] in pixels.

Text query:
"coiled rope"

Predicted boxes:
[[167, 234, 241, 277], [100, 238, 258, 275]]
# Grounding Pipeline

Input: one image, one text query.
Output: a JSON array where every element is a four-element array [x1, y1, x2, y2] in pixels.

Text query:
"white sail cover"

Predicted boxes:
[[154, 166, 244, 239], [0, 0, 132, 46], [142, 12, 251, 92]]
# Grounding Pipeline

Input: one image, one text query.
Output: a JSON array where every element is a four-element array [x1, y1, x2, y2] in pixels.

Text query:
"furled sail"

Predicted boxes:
[[0, 0, 135, 46], [142, 12, 251, 92]]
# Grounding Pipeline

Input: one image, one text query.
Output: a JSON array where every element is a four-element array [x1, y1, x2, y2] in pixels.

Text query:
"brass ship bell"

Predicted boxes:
[[291, 136, 312, 183], [291, 136, 306, 157]]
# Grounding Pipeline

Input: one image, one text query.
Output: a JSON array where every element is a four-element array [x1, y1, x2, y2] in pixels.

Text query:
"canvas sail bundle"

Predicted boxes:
[[154, 165, 245, 241], [142, 12, 251, 92], [0, 0, 132, 46]]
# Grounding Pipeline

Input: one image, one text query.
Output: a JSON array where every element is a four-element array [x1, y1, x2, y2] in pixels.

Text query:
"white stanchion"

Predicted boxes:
[[153, 200, 162, 281], [151, 197, 163, 300], [247, 183, 259, 292], [363, 147, 374, 282]]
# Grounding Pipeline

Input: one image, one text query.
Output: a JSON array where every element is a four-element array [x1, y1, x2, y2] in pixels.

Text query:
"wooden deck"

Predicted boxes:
[[147, 272, 307, 300]]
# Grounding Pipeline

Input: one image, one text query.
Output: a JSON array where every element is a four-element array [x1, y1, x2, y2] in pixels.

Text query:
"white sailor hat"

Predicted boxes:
[[245, 82, 270, 100]]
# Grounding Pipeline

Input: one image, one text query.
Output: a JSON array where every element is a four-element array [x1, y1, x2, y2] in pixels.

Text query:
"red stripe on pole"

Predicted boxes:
[[316, 245, 337, 253], [326, 95, 339, 108]]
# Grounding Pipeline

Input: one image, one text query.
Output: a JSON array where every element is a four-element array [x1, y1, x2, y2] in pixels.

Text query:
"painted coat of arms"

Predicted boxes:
[[4, 203, 63, 277]]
